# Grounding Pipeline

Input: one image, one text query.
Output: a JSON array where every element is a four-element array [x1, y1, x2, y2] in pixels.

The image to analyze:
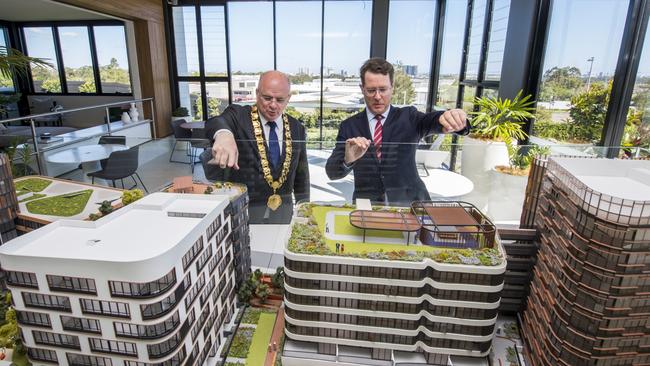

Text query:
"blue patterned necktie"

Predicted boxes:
[[267, 121, 281, 169]]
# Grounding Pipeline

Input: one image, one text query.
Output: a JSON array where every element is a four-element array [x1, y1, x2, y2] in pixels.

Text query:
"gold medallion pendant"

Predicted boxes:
[[250, 106, 293, 211], [267, 194, 282, 211]]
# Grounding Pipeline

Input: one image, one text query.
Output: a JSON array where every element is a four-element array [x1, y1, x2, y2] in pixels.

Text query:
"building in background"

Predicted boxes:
[[0, 193, 237, 365]]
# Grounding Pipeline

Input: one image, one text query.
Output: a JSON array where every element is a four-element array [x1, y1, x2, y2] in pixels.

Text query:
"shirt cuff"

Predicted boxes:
[[214, 129, 234, 140]]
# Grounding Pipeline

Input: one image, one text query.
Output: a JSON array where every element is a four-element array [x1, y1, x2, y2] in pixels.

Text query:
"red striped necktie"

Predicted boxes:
[[373, 114, 383, 161]]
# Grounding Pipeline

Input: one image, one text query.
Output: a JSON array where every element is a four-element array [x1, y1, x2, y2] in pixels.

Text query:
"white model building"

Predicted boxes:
[[0, 193, 237, 366]]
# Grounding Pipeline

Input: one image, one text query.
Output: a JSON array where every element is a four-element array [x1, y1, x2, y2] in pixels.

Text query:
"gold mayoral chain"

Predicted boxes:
[[251, 105, 292, 211]]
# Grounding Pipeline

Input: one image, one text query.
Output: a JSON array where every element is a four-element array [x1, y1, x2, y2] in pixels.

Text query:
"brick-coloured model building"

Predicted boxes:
[[0, 153, 19, 243], [283, 201, 506, 365], [521, 157, 650, 365], [0, 193, 237, 366]]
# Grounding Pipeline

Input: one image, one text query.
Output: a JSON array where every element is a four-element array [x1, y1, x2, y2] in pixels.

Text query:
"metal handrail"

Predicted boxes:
[[0, 97, 154, 124], [2, 97, 156, 175]]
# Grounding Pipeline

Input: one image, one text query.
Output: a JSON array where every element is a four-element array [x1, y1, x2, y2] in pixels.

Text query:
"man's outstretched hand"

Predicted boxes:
[[439, 108, 468, 133], [344, 137, 371, 165], [209, 131, 240, 170]]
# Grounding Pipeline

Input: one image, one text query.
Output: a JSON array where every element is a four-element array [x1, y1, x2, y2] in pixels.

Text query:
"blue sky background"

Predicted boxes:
[[20, 0, 650, 78]]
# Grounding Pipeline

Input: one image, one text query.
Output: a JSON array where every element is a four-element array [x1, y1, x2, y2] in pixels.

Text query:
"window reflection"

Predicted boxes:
[[465, 0, 486, 81], [437, 0, 467, 109], [0, 28, 15, 93], [201, 6, 228, 77], [178, 81, 202, 121], [173, 6, 200, 77], [534, 0, 629, 145], [94, 26, 132, 93], [59, 26, 95, 93], [484, 0, 510, 81], [387, 0, 436, 112], [626, 21, 650, 152], [23, 27, 61, 93]]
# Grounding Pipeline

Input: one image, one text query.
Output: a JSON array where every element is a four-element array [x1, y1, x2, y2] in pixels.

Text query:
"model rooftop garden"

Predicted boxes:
[[13, 176, 124, 220], [289, 202, 503, 266]]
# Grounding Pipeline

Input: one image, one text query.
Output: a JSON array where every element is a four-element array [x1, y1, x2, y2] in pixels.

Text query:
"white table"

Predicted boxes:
[[46, 144, 129, 173], [421, 168, 474, 198]]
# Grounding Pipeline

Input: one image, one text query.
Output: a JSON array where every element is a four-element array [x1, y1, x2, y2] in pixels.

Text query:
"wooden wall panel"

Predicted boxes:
[[55, 0, 171, 137]]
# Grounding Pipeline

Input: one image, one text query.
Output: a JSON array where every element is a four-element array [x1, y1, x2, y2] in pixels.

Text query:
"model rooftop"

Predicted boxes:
[[0, 192, 229, 263], [551, 157, 650, 202]]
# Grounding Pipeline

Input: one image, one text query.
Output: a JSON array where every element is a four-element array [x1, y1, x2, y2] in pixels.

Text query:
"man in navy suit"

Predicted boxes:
[[326, 58, 469, 205]]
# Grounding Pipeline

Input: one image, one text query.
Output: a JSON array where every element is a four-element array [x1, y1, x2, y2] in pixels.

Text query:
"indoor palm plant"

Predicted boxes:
[[461, 91, 535, 177]]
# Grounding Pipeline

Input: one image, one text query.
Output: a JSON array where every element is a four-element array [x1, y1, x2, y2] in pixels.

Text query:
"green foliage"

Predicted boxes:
[[25, 189, 92, 217], [0, 308, 18, 348], [40, 77, 62, 93], [204, 186, 213, 194], [539, 66, 584, 101], [228, 327, 254, 358], [195, 96, 223, 120], [508, 145, 551, 171], [271, 267, 284, 291], [98, 200, 114, 216], [0, 45, 53, 80], [255, 283, 269, 303], [470, 91, 534, 145], [18, 193, 46, 203], [121, 189, 144, 205], [241, 307, 275, 325], [288, 73, 314, 85], [78, 79, 96, 93], [88, 213, 101, 221], [568, 81, 610, 143], [14, 178, 52, 193], [393, 63, 415, 105], [172, 106, 190, 117]]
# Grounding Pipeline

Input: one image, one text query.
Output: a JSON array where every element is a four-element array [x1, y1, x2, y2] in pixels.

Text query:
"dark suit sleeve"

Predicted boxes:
[[412, 107, 471, 138], [293, 125, 310, 203], [205, 105, 239, 143], [325, 120, 354, 180]]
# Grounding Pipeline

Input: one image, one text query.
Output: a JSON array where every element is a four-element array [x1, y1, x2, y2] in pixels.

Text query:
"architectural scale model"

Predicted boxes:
[[282, 200, 506, 365], [521, 157, 650, 365], [0, 153, 18, 243], [0, 192, 237, 366], [12, 175, 124, 233], [162, 177, 251, 289]]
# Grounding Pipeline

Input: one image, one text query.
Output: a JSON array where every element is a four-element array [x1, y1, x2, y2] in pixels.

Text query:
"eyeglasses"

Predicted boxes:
[[260, 94, 289, 104], [361, 87, 392, 97]]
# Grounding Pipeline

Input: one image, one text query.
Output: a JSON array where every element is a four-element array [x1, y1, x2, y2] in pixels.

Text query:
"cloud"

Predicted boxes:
[[61, 31, 79, 37]]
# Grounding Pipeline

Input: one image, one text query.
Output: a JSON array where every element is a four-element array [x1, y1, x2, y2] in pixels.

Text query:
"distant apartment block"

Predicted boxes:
[[522, 157, 650, 366], [0, 193, 238, 365], [0, 153, 18, 243], [282, 201, 506, 365]]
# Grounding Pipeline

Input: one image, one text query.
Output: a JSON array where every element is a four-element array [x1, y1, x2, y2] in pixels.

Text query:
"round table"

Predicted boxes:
[[421, 168, 474, 198], [46, 144, 129, 173]]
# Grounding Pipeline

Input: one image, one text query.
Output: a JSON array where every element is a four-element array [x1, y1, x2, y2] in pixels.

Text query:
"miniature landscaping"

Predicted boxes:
[[25, 189, 92, 216], [14, 177, 52, 196], [290, 203, 503, 266]]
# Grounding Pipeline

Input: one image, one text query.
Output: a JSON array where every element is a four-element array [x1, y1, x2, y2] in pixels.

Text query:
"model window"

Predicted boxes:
[[147, 331, 183, 359], [33, 330, 80, 349], [65, 353, 112, 366], [89, 338, 137, 356], [182, 236, 204, 270], [80, 299, 130, 318], [16, 310, 51, 327], [6, 271, 38, 288], [61, 315, 102, 334], [124, 346, 186, 366], [47, 275, 97, 294], [109, 268, 177, 298], [184, 272, 206, 311], [27, 347, 58, 363], [22, 292, 71, 311], [114, 311, 180, 339], [141, 274, 191, 320]]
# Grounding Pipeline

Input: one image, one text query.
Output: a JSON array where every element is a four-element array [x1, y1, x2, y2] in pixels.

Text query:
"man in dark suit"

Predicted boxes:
[[205, 71, 309, 224], [326, 58, 469, 205]]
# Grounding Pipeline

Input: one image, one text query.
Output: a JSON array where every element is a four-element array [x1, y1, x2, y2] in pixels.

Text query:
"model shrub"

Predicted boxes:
[[122, 189, 144, 205]]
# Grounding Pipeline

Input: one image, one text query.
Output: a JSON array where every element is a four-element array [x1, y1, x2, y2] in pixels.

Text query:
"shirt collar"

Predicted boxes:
[[366, 105, 391, 124]]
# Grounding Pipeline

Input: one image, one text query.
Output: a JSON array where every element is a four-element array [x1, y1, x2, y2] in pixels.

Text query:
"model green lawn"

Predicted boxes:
[[15, 177, 52, 196], [228, 308, 278, 366], [312, 205, 449, 255], [25, 190, 93, 217]]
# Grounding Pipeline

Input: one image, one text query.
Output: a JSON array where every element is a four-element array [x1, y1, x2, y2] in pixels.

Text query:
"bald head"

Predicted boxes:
[[256, 70, 292, 122]]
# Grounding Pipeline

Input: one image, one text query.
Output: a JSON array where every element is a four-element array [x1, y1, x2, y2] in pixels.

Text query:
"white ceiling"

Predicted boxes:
[[0, 0, 116, 22]]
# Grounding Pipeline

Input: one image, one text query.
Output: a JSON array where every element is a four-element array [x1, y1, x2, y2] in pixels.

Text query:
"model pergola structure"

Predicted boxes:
[[349, 201, 496, 248]]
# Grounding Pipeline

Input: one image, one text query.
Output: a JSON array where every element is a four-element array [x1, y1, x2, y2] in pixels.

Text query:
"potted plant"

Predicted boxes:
[[461, 91, 535, 179], [1, 46, 51, 119], [171, 106, 189, 122]]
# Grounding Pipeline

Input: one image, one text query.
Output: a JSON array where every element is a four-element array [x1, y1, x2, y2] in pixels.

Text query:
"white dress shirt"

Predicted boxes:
[[366, 105, 391, 137]]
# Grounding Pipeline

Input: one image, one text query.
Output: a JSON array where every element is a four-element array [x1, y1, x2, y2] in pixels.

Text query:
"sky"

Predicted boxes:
[[17, 0, 650, 78]]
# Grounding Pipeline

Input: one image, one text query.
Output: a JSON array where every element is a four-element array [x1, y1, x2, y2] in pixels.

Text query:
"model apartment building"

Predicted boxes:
[[0, 192, 237, 366], [283, 200, 506, 365], [522, 157, 650, 365]]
